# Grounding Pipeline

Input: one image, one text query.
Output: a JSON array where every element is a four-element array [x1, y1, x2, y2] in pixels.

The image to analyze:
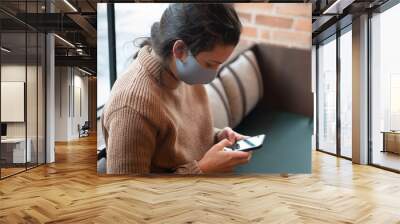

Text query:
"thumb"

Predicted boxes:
[[228, 131, 236, 142], [213, 139, 233, 151]]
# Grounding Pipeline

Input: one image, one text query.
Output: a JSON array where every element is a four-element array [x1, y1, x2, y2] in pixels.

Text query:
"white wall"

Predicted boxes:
[[54, 67, 89, 141], [55, 66, 68, 141], [1, 63, 46, 164], [1, 65, 26, 139], [1, 65, 40, 138], [74, 72, 89, 137]]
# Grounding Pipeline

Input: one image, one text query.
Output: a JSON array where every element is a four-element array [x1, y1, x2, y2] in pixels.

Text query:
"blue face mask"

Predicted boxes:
[[175, 51, 217, 85]]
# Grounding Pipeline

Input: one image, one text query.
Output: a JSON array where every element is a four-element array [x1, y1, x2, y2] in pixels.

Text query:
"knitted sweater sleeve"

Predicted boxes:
[[173, 128, 222, 174], [174, 160, 203, 174], [105, 106, 157, 174], [104, 106, 205, 175]]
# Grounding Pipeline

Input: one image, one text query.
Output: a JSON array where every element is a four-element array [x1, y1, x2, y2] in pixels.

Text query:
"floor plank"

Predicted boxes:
[[0, 134, 399, 223]]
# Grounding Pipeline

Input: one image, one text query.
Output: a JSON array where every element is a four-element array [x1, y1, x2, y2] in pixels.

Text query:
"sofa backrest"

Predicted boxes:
[[205, 43, 313, 129], [252, 43, 313, 118], [205, 49, 263, 129], [204, 78, 231, 129]]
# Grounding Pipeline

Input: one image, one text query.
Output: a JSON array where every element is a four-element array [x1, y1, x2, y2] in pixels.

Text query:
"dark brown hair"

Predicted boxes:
[[135, 3, 242, 59]]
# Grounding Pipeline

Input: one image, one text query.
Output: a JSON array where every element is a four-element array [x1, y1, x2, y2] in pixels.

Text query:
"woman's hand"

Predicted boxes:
[[198, 139, 252, 173], [216, 127, 248, 143]]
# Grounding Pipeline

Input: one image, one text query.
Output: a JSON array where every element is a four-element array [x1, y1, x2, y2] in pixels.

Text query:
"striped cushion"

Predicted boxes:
[[218, 50, 263, 127], [205, 78, 231, 129]]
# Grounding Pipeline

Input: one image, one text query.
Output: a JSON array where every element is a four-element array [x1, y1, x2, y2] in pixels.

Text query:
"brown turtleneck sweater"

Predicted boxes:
[[102, 46, 219, 174]]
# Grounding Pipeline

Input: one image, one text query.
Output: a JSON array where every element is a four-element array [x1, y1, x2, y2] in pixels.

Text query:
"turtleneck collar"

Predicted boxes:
[[136, 45, 181, 89]]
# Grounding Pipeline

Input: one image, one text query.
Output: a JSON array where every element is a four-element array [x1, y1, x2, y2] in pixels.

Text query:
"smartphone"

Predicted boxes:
[[224, 134, 266, 152]]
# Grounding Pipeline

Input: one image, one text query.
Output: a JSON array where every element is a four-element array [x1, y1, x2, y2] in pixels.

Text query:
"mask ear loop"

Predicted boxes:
[[174, 40, 191, 63]]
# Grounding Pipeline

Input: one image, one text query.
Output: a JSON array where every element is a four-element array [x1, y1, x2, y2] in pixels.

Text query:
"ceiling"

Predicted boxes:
[[0, 0, 100, 75], [310, 0, 390, 43]]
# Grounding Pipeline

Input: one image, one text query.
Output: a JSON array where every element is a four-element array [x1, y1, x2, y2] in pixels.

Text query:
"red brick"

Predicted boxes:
[[273, 30, 311, 47], [275, 4, 311, 17], [237, 39, 254, 48], [234, 3, 273, 13], [260, 30, 270, 40], [238, 12, 252, 24], [293, 18, 311, 32], [255, 15, 293, 29], [241, 26, 257, 38]]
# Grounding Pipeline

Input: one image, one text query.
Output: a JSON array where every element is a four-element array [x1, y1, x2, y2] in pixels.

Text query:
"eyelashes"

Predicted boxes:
[[204, 61, 221, 70]]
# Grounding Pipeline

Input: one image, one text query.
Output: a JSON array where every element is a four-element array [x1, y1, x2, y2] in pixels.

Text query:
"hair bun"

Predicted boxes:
[[150, 22, 161, 47]]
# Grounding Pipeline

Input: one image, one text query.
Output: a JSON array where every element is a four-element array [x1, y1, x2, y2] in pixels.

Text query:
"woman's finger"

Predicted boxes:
[[239, 159, 251, 165], [228, 131, 236, 142], [248, 152, 253, 160], [226, 151, 250, 159], [226, 158, 248, 167], [233, 131, 248, 140], [215, 138, 233, 150], [234, 157, 251, 166], [224, 127, 233, 132]]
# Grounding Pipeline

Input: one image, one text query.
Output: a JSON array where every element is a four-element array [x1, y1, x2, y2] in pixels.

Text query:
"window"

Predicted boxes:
[[317, 36, 337, 154], [97, 3, 169, 109], [316, 24, 353, 159], [97, 3, 110, 108], [114, 3, 169, 75], [339, 27, 352, 158], [370, 2, 400, 171]]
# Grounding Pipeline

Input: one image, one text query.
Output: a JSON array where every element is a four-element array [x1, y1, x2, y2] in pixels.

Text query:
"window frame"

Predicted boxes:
[[315, 22, 353, 161]]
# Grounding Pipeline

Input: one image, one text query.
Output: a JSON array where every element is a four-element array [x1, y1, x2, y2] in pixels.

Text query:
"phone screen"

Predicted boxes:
[[231, 134, 265, 151]]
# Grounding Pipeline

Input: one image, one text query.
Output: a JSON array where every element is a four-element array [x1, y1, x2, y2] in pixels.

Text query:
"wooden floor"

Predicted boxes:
[[1, 167, 26, 178], [1, 163, 46, 178], [1, 134, 400, 223]]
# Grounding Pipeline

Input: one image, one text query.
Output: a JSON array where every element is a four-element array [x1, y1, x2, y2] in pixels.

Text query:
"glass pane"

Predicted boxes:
[[26, 0, 39, 169], [340, 29, 352, 158], [1, 30, 27, 177], [27, 31, 38, 169], [97, 3, 110, 108], [317, 37, 337, 154], [114, 3, 169, 75], [38, 32, 45, 164], [371, 3, 400, 171]]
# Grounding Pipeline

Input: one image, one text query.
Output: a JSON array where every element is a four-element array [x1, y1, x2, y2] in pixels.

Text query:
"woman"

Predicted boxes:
[[102, 3, 252, 174]]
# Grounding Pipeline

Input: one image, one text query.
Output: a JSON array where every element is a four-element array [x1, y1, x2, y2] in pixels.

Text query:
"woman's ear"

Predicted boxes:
[[172, 40, 188, 61]]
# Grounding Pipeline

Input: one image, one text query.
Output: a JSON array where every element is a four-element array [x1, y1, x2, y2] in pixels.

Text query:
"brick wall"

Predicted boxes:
[[234, 3, 312, 50]]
